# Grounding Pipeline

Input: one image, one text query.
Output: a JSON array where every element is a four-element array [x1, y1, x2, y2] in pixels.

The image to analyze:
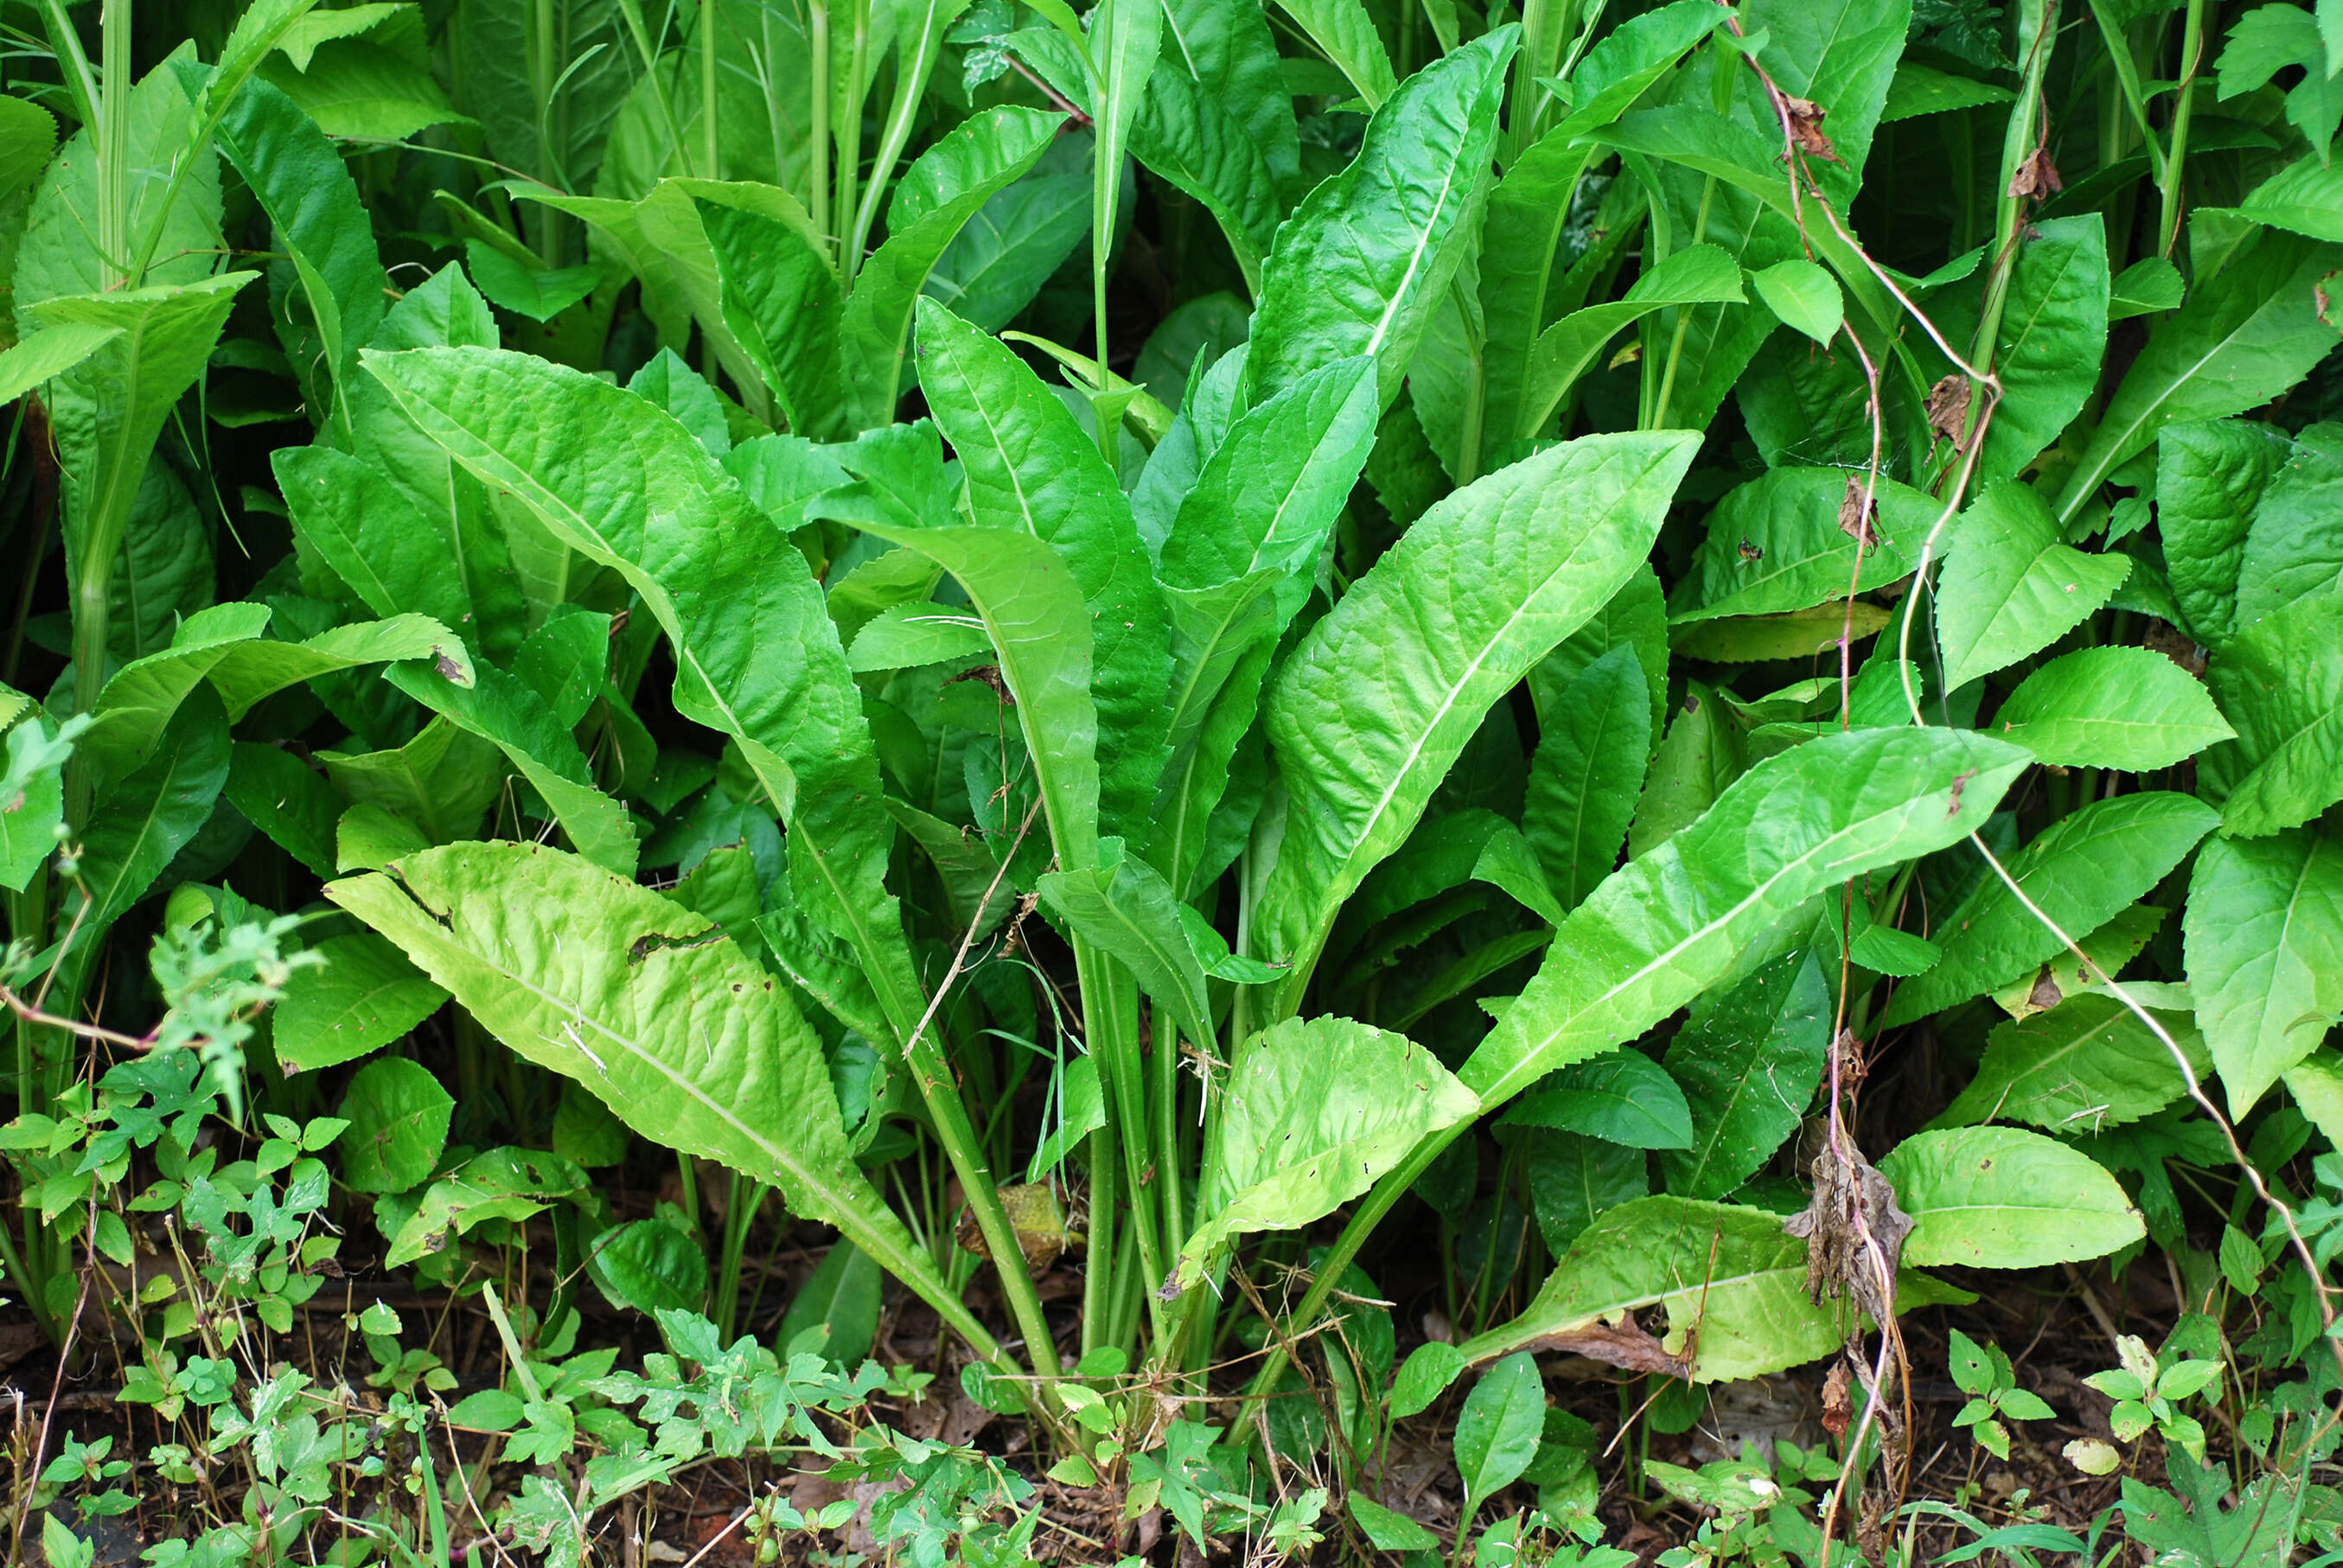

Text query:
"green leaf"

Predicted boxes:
[[2155, 418, 2291, 648], [1523, 644, 1650, 912], [1501, 1051, 1692, 1149], [1553, 0, 1733, 140], [1477, 127, 1599, 471], [1173, 1016, 1478, 1289], [1930, 215, 2110, 485], [1515, 243, 1746, 443], [1460, 1197, 1948, 1383], [2055, 232, 2343, 528], [328, 842, 992, 1352], [360, 346, 924, 1044], [1348, 1495, 1440, 1552], [1389, 1341, 1467, 1419], [2236, 424, 2343, 629], [337, 1055, 454, 1194], [1625, 681, 1746, 857], [1256, 430, 1698, 1000], [276, 933, 448, 1074], [1162, 0, 1299, 194], [337, 802, 429, 873], [1935, 481, 2131, 692], [2110, 256, 2186, 320], [273, 444, 477, 634], [0, 93, 54, 200], [913, 298, 1172, 855], [0, 711, 86, 892], [85, 606, 475, 794], [841, 107, 1062, 430], [845, 602, 991, 672], [463, 242, 599, 323], [2285, 1049, 2343, 1146], [257, 41, 469, 140], [1669, 466, 1928, 623], [1243, 29, 1516, 405], [1881, 1127, 2145, 1268], [2206, 585, 2343, 837], [62, 690, 230, 959], [1266, 0, 1395, 105], [699, 201, 842, 438], [1885, 794, 2219, 1026], [385, 661, 639, 877], [1934, 994, 2209, 1132], [212, 73, 386, 427], [0, 323, 122, 405], [587, 1220, 707, 1317], [2185, 828, 2343, 1116], [1453, 1353, 1544, 1504], [1037, 839, 1215, 1051], [1881, 61, 2016, 120], [1659, 951, 1831, 1201], [1465, 727, 2027, 1110], [318, 719, 501, 846], [1990, 647, 2236, 769], [1749, 259, 1842, 345]]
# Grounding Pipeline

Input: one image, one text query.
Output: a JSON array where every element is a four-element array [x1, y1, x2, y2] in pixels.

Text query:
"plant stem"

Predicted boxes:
[[2157, 0, 2205, 259], [834, 0, 871, 283], [701, 0, 720, 180], [808, 0, 832, 254]]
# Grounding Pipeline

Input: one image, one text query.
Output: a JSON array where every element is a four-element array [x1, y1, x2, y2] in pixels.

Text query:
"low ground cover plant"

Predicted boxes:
[[2, 0, 2342, 1560]]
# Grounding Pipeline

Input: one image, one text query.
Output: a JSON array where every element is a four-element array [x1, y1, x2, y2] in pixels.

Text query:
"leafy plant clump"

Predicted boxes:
[[3, 0, 2343, 1561]]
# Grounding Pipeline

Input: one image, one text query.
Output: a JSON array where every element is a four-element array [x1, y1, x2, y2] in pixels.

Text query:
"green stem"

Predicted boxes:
[[97, 0, 131, 285], [1152, 1023, 1184, 1303], [2157, 0, 2204, 259], [1963, 0, 2055, 448], [1082, 1126, 1116, 1358], [1073, 943, 1168, 1341], [715, 1176, 763, 1341], [701, 0, 721, 179], [808, 0, 832, 253], [834, 0, 871, 282]]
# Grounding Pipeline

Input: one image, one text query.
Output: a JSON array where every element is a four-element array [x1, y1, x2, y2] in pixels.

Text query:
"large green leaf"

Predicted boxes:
[[1131, 58, 1280, 291], [1255, 430, 1698, 1003], [1880, 1127, 2144, 1269], [913, 298, 1171, 851], [1990, 647, 2236, 770], [1466, 727, 2027, 1109], [1476, 127, 1599, 471], [2185, 828, 2343, 1115], [2156, 418, 2291, 649], [699, 200, 841, 439], [1883, 794, 2219, 1026], [1658, 951, 1830, 1201], [1934, 480, 2130, 693], [1160, 0, 1299, 195], [0, 711, 85, 891], [1501, 1052, 1691, 1149], [840, 108, 1061, 430], [361, 346, 923, 1040], [2206, 584, 2343, 837], [1669, 466, 1929, 624], [1175, 1017, 1477, 1288], [1267, 0, 1395, 106], [318, 719, 501, 847], [274, 445, 477, 631], [2054, 232, 2343, 527], [1242, 29, 1516, 405], [61, 688, 230, 964], [1522, 644, 1650, 911], [1933, 995, 2210, 1132], [1458, 1197, 1932, 1383], [1929, 215, 2108, 485], [328, 842, 996, 1356], [212, 73, 386, 431]]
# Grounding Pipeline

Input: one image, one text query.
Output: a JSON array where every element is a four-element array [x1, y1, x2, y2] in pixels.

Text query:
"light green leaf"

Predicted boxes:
[[1243, 29, 1516, 405], [463, 242, 599, 322], [337, 802, 429, 873], [1516, 243, 1746, 444], [319, 718, 501, 847], [328, 843, 993, 1353], [1881, 61, 2016, 120], [2109, 256, 2186, 320], [1267, 0, 1395, 105], [1929, 215, 2109, 485], [2208, 584, 2343, 837], [845, 602, 991, 672], [1659, 951, 1830, 1201], [1552, 0, 1733, 141], [2186, 828, 2343, 1116], [1933, 994, 2210, 1133], [1477, 127, 1599, 472], [1990, 647, 2235, 769], [335, 1055, 452, 1193], [2234, 422, 2343, 628], [2055, 232, 2343, 528], [0, 322, 120, 405], [1669, 466, 1926, 624], [1257, 430, 1698, 1002], [1460, 1197, 1949, 1383], [1175, 1016, 1477, 1288], [913, 298, 1172, 852], [1466, 727, 2027, 1110], [1625, 680, 1746, 857], [842, 107, 1062, 430], [699, 199, 842, 438], [1884, 793, 2218, 1026], [61, 691, 229, 967], [0, 94, 54, 201], [360, 346, 923, 1044], [1749, 259, 1842, 345], [1882, 1126, 2145, 1269], [257, 41, 470, 140], [276, 932, 448, 1074], [0, 711, 88, 891], [587, 1220, 707, 1317], [2285, 1049, 2343, 1146], [1934, 480, 2130, 692], [273, 445, 476, 630]]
